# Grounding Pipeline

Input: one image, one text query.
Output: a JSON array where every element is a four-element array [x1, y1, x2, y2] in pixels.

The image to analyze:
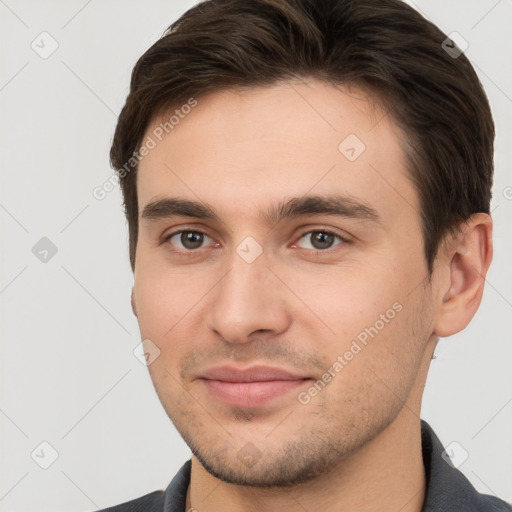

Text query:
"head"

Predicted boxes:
[[111, 0, 494, 487]]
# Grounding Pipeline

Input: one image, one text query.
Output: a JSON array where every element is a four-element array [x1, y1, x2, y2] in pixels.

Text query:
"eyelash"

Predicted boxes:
[[162, 228, 349, 255], [298, 229, 351, 252]]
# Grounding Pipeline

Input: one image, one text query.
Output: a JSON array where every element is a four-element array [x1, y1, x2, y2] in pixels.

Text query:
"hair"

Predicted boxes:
[[110, 0, 494, 273]]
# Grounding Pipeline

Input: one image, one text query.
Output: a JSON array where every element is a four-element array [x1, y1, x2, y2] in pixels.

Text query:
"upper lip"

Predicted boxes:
[[199, 365, 308, 383]]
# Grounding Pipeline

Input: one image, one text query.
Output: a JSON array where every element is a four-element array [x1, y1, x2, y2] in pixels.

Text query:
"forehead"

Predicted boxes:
[[137, 79, 419, 227]]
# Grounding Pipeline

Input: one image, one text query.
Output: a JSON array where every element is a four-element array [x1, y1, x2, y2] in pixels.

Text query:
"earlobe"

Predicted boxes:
[[131, 288, 138, 317], [434, 213, 493, 337]]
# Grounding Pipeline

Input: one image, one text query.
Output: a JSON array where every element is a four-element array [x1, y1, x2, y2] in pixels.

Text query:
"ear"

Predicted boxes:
[[131, 288, 138, 317], [434, 213, 493, 337]]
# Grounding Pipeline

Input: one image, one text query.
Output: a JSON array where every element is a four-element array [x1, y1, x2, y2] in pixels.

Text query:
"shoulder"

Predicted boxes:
[[474, 494, 512, 512], [95, 489, 165, 512], [421, 420, 512, 511], [93, 460, 191, 512]]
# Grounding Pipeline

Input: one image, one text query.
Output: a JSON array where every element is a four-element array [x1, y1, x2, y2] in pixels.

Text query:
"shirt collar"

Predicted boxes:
[[419, 419, 510, 511]]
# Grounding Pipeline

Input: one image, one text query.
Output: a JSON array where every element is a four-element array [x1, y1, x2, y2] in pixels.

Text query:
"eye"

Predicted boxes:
[[165, 230, 214, 251], [295, 230, 347, 251]]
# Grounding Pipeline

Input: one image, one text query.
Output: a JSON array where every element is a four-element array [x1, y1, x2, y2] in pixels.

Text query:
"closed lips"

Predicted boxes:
[[198, 365, 309, 382]]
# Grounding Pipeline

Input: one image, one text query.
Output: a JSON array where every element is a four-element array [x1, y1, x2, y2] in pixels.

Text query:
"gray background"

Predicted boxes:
[[1, 0, 511, 510]]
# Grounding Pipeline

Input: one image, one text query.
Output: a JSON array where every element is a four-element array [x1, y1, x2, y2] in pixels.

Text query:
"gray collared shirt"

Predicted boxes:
[[98, 420, 512, 511]]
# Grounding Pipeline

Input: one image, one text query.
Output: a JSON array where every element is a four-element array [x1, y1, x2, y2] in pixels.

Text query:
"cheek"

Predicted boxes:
[[292, 262, 428, 391], [312, 299, 428, 424], [133, 265, 196, 341], [279, 262, 402, 342], [351, 289, 432, 391]]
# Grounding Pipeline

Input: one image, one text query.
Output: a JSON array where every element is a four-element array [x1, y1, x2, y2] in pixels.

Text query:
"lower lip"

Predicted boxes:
[[200, 379, 309, 408]]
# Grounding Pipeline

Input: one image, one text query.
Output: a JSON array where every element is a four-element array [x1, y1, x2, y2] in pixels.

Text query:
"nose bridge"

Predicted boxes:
[[206, 246, 290, 343]]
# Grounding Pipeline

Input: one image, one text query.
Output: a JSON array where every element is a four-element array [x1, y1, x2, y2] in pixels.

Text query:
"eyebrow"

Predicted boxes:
[[141, 194, 381, 226]]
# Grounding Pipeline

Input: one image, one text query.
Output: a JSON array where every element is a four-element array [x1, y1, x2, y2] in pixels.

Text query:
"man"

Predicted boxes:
[[102, 0, 511, 510]]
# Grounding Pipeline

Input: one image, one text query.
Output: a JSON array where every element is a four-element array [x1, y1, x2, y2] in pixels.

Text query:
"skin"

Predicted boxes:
[[132, 79, 492, 512]]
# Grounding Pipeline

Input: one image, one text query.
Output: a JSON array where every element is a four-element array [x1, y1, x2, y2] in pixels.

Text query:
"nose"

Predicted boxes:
[[205, 251, 292, 345]]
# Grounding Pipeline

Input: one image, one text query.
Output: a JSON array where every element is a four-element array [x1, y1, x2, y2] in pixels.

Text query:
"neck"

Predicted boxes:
[[186, 408, 426, 512]]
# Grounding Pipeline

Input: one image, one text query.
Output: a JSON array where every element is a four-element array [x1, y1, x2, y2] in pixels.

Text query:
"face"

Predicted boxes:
[[133, 79, 438, 486]]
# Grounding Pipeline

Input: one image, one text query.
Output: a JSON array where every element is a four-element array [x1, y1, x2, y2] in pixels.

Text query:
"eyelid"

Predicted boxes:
[[296, 227, 351, 242], [162, 224, 214, 241], [162, 226, 352, 252], [161, 227, 217, 250], [291, 227, 351, 251]]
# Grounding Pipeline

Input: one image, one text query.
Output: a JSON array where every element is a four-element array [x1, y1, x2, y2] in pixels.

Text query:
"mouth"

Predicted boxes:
[[197, 365, 311, 408]]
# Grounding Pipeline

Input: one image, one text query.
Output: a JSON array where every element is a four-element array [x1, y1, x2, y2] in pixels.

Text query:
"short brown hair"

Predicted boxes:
[[110, 0, 494, 273]]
